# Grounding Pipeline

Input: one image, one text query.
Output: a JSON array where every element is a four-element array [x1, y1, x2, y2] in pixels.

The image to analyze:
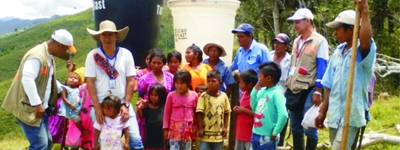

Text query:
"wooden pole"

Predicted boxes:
[[341, 3, 362, 149], [228, 72, 240, 150]]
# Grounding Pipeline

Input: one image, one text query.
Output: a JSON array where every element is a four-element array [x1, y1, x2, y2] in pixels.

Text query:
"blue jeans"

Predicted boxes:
[[199, 141, 224, 150], [251, 133, 278, 150], [91, 105, 144, 149], [289, 89, 318, 140], [18, 114, 52, 150]]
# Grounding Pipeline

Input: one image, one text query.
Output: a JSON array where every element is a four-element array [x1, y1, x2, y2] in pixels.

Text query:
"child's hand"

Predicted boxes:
[[94, 145, 100, 150], [221, 127, 228, 137], [198, 128, 204, 138], [69, 104, 76, 110], [233, 106, 245, 114], [163, 129, 169, 140], [123, 142, 129, 150], [255, 82, 261, 91], [271, 135, 278, 140]]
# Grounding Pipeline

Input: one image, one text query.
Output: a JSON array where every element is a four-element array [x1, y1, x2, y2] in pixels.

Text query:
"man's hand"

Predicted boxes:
[[221, 127, 228, 137], [34, 104, 45, 119], [315, 112, 327, 129], [354, 0, 368, 11], [123, 142, 129, 150], [95, 107, 104, 124], [312, 93, 322, 106], [120, 106, 130, 123]]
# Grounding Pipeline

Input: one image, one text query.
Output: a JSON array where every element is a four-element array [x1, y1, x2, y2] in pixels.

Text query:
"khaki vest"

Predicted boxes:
[[286, 31, 327, 94], [2, 42, 58, 127]]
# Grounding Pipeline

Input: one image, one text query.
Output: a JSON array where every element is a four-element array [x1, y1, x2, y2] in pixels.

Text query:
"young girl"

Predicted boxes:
[[166, 50, 182, 75], [59, 72, 89, 135], [137, 49, 174, 143], [163, 70, 198, 150], [94, 96, 130, 150], [137, 83, 168, 150]]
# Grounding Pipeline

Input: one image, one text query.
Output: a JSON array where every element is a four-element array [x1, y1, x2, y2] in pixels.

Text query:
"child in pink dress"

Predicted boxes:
[[163, 70, 198, 150]]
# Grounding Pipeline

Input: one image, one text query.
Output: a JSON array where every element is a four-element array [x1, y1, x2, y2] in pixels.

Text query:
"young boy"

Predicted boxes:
[[250, 62, 288, 150], [196, 70, 231, 150], [196, 84, 208, 96], [233, 69, 258, 150]]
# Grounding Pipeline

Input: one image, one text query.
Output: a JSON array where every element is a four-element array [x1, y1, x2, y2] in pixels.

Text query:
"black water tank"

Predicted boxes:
[[92, 0, 163, 68]]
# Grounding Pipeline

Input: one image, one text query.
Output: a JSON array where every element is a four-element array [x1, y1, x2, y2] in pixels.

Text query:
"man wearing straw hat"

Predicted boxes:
[[315, 0, 376, 149], [285, 8, 330, 150], [85, 20, 144, 149], [2, 29, 76, 150]]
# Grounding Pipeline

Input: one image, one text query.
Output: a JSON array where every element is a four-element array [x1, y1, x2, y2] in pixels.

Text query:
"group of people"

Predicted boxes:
[[2, 0, 376, 150]]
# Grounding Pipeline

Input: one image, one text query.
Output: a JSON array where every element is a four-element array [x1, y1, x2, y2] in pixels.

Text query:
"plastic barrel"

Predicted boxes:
[[168, 0, 240, 66], [92, 0, 163, 68]]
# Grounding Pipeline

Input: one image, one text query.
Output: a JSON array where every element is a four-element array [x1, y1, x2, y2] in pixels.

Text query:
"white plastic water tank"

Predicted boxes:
[[168, 0, 240, 66]]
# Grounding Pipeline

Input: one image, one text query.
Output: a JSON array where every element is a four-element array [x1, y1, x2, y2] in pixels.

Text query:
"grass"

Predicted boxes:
[[0, 96, 399, 149]]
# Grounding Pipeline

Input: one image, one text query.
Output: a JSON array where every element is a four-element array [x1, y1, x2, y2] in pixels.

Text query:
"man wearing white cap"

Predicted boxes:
[[2, 29, 76, 150], [85, 20, 144, 149], [315, 0, 376, 149], [285, 8, 329, 150]]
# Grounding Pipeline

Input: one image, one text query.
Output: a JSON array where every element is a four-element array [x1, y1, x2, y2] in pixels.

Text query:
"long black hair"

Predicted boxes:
[[187, 44, 203, 63], [148, 83, 167, 106]]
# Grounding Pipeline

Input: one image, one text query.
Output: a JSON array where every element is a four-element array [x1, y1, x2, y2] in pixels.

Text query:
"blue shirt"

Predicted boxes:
[[203, 59, 236, 92], [231, 39, 271, 73], [321, 39, 376, 128]]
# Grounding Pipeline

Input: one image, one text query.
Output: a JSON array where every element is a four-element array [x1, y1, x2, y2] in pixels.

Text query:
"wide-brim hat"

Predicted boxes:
[[203, 41, 227, 57], [86, 20, 129, 43]]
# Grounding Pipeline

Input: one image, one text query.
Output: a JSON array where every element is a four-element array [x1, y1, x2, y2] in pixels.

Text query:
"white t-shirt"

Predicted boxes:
[[85, 47, 136, 102], [94, 115, 130, 150]]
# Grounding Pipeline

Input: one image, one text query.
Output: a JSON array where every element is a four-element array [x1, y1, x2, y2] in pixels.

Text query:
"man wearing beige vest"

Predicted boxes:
[[2, 29, 76, 150], [285, 8, 329, 150]]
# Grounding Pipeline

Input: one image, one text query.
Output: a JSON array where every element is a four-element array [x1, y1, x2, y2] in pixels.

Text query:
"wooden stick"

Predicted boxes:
[[341, 3, 362, 149]]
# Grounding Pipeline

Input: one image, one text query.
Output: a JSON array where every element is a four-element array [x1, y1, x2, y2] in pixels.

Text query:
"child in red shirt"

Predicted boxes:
[[233, 69, 258, 150]]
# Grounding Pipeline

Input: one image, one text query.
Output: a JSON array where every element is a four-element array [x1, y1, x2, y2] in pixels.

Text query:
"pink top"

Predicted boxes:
[[136, 68, 151, 79], [163, 91, 198, 129], [138, 71, 174, 100]]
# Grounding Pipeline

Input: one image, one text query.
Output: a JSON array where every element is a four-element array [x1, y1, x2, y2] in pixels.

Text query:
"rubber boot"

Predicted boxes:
[[305, 137, 318, 150], [293, 132, 304, 150], [278, 120, 289, 146]]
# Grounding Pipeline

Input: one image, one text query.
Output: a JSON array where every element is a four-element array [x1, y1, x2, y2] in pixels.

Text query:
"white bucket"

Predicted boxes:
[[168, 0, 240, 66]]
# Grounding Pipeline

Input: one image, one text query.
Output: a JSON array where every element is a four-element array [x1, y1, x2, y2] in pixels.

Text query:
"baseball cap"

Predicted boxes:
[[287, 8, 314, 21], [326, 10, 356, 29], [273, 33, 290, 45], [51, 29, 76, 53], [232, 23, 254, 34]]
